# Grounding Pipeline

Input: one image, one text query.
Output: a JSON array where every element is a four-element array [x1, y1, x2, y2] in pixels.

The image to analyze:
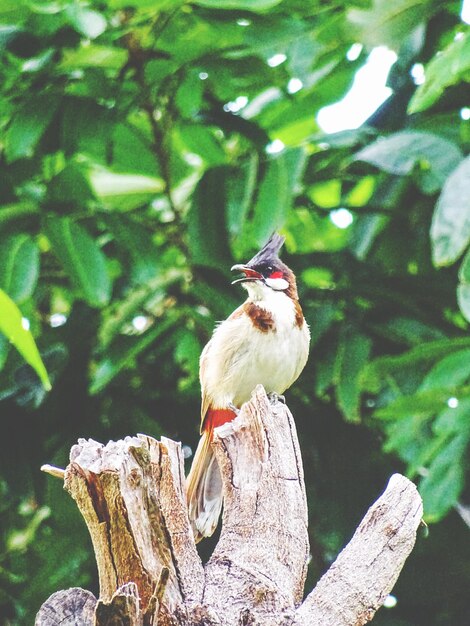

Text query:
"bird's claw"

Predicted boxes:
[[268, 392, 285, 405], [228, 402, 240, 415]]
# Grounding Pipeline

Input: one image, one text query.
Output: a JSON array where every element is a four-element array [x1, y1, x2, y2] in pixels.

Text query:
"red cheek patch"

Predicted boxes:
[[269, 271, 283, 279]]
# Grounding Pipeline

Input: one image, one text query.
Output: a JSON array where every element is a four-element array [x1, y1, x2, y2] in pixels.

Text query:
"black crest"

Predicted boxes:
[[247, 233, 285, 267]]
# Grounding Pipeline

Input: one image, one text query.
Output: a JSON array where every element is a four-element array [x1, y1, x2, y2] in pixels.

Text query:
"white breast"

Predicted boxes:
[[200, 286, 310, 410]]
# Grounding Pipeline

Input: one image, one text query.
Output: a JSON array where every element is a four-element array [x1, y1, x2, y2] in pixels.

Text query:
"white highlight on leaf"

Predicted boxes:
[[330, 208, 354, 229], [265, 139, 285, 154], [287, 77, 303, 94], [21, 317, 30, 331], [50, 313, 67, 328], [460, 107, 470, 120], [267, 53, 287, 67], [317, 46, 397, 133], [447, 397, 459, 409], [236, 18, 251, 26], [462, 0, 470, 24], [347, 43, 363, 61], [223, 96, 248, 113], [132, 315, 149, 332], [198, 72, 208, 80], [410, 63, 425, 85]]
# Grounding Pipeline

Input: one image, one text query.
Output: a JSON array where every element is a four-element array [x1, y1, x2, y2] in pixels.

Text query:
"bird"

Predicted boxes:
[[186, 233, 310, 541]]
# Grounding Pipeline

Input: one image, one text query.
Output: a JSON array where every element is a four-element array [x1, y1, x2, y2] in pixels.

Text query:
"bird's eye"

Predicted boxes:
[[266, 265, 273, 273]]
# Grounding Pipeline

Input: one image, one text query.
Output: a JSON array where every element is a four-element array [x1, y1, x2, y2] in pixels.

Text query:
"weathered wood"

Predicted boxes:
[[63, 434, 204, 623], [203, 386, 309, 626], [293, 473, 423, 626], [35, 588, 97, 625], [37, 385, 423, 626]]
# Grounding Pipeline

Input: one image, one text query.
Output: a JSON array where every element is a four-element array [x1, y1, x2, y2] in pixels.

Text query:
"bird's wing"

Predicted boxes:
[[199, 340, 212, 430], [199, 303, 247, 430]]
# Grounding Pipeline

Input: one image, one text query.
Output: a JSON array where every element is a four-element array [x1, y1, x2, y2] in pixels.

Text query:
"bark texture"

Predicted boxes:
[[37, 385, 423, 626]]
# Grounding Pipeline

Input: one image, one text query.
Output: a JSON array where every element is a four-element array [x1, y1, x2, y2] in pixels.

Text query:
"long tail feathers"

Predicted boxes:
[[186, 431, 223, 542]]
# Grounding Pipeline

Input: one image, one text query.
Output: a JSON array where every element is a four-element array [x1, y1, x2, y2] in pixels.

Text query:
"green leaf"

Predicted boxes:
[[0, 289, 50, 390], [178, 124, 227, 167], [361, 337, 470, 393], [375, 389, 452, 420], [335, 327, 372, 422], [104, 215, 160, 283], [419, 349, 470, 392], [0, 235, 39, 304], [5, 93, 61, 162], [64, 5, 107, 39], [188, 167, 232, 269], [88, 168, 165, 211], [419, 433, 468, 522], [45, 217, 111, 308], [48, 163, 96, 205], [250, 156, 290, 246], [433, 397, 470, 436], [285, 209, 350, 253], [355, 131, 463, 194], [109, 0, 182, 7], [175, 72, 204, 118], [308, 180, 341, 209], [457, 284, 470, 324], [431, 156, 470, 266], [226, 155, 258, 237], [60, 44, 127, 70], [347, 0, 435, 50], [193, 0, 283, 11], [408, 31, 470, 113], [90, 315, 180, 394]]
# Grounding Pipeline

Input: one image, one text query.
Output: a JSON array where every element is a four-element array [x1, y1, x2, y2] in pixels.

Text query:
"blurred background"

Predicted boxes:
[[0, 0, 469, 624]]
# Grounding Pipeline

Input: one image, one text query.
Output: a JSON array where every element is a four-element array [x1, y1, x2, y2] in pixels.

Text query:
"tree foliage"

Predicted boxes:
[[0, 0, 469, 624]]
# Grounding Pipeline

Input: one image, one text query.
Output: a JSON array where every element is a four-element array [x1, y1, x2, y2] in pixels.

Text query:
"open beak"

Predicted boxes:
[[231, 264, 263, 285]]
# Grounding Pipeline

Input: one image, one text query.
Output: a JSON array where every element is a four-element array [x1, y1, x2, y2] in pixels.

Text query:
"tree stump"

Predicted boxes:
[[36, 386, 423, 625]]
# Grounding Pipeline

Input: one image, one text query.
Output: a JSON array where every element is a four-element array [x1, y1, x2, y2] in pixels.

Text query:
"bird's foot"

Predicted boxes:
[[268, 392, 286, 405], [228, 402, 240, 415]]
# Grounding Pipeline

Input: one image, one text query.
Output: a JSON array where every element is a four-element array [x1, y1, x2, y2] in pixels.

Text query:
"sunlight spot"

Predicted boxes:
[[462, 0, 470, 24], [460, 107, 470, 120], [21, 317, 30, 331], [236, 18, 251, 26], [182, 445, 193, 459], [330, 208, 353, 229], [223, 95, 248, 113], [287, 77, 303, 94], [267, 53, 287, 68], [132, 315, 149, 332], [447, 397, 459, 409], [317, 46, 397, 133], [265, 138, 285, 154], [410, 63, 425, 85], [198, 71, 208, 80], [347, 43, 363, 61], [383, 595, 397, 609], [50, 313, 67, 328], [185, 153, 203, 167]]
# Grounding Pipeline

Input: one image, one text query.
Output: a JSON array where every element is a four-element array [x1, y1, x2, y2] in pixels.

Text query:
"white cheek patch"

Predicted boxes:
[[265, 277, 289, 291]]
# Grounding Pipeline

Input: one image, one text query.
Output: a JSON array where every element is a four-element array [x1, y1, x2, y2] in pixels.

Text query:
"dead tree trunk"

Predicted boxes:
[[36, 386, 423, 626]]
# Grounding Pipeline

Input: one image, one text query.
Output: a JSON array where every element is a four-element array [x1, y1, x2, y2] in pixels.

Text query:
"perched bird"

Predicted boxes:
[[186, 233, 310, 541]]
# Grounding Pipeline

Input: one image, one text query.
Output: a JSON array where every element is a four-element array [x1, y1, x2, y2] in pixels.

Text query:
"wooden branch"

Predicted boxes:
[[293, 473, 423, 626], [62, 435, 204, 623], [35, 588, 97, 625], [203, 386, 309, 625], [36, 386, 423, 626]]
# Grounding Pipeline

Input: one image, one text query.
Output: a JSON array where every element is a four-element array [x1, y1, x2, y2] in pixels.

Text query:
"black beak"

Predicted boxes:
[[231, 264, 263, 285]]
